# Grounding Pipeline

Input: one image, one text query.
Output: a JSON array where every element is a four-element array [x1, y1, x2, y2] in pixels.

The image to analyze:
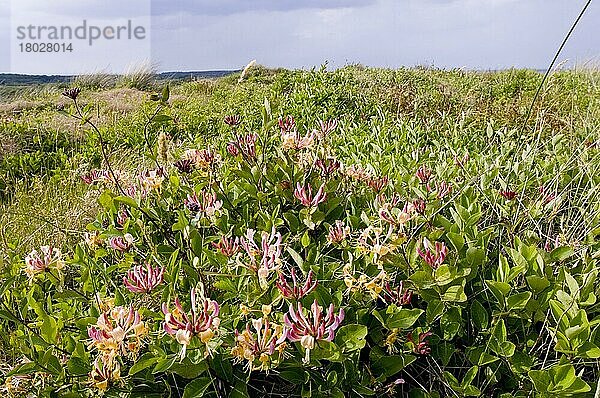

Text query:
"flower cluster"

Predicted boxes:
[[123, 263, 165, 293], [294, 182, 327, 207], [162, 288, 221, 358], [24, 246, 64, 279], [284, 300, 345, 363], [184, 190, 223, 218], [276, 269, 317, 300], [417, 239, 449, 269], [231, 318, 286, 371], [87, 305, 147, 390], [327, 220, 350, 244], [239, 228, 283, 288]]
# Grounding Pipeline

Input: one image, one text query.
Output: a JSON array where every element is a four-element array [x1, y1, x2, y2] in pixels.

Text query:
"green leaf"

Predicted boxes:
[[335, 324, 367, 352], [387, 309, 424, 329], [471, 300, 488, 330], [426, 300, 444, 323], [442, 285, 467, 302], [287, 247, 304, 268], [550, 247, 574, 262], [507, 292, 532, 311], [446, 232, 464, 252], [129, 353, 158, 375], [182, 377, 212, 398], [372, 354, 416, 377]]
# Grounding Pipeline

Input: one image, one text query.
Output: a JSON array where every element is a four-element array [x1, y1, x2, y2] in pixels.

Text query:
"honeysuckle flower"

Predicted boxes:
[[416, 166, 432, 184], [162, 288, 221, 359], [184, 190, 223, 218], [227, 133, 258, 161], [212, 235, 240, 257], [87, 305, 147, 358], [435, 181, 452, 199], [123, 263, 165, 293], [90, 356, 120, 391], [281, 130, 315, 151], [327, 220, 350, 244], [417, 239, 448, 269], [173, 158, 195, 173], [257, 228, 283, 288], [363, 270, 388, 299], [278, 116, 296, 133], [231, 318, 286, 371], [81, 169, 109, 185], [357, 226, 399, 263], [276, 269, 317, 300], [382, 281, 413, 306], [24, 246, 64, 278], [107, 234, 134, 252], [294, 182, 327, 207], [84, 231, 103, 249], [125, 184, 149, 199], [499, 190, 517, 200], [140, 169, 164, 191], [62, 87, 81, 100], [367, 176, 389, 192], [184, 148, 220, 170], [317, 119, 338, 138], [284, 300, 345, 363], [315, 157, 341, 177], [226, 142, 240, 157], [344, 164, 371, 182], [224, 115, 242, 127], [379, 202, 416, 226], [116, 209, 129, 228], [413, 198, 426, 215], [407, 331, 433, 355]]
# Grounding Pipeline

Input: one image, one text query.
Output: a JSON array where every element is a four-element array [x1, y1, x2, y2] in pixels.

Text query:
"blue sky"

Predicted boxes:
[[1, 0, 598, 74]]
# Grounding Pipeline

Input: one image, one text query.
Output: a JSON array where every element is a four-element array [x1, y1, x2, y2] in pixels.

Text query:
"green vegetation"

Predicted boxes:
[[1, 65, 599, 397]]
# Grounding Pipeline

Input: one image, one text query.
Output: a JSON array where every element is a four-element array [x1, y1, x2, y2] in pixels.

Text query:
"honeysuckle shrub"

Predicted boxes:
[[1, 77, 600, 398]]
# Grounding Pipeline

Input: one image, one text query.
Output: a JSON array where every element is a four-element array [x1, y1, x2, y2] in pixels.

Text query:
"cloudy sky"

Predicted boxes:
[[0, 0, 598, 74]]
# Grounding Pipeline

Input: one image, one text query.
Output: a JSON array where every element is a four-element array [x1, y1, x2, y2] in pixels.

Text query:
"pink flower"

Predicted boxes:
[[184, 191, 223, 217], [278, 116, 296, 133], [226, 142, 240, 157], [317, 119, 338, 138], [539, 186, 556, 204], [315, 157, 341, 177], [173, 158, 195, 173], [379, 202, 415, 226], [407, 331, 432, 355], [294, 182, 327, 207], [87, 305, 147, 356], [107, 234, 134, 252], [435, 181, 452, 199], [281, 130, 315, 151], [232, 318, 286, 370], [416, 166, 432, 184], [224, 115, 242, 127], [24, 246, 64, 278], [417, 239, 448, 269], [81, 169, 109, 185], [382, 281, 413, 306], [276, 269, 317, 300], [212, 235, 240, 257], [283, 300, 345, 363], [500, 190, 517, 200], [116, 209, 129, 228], [123, 263, 165, 293], [327, 220, 350, 244], [239, 228, 283, 285], [227, 133, 258, 160], [162, 289, 221, 358], [413, 199, 426, 215], [367, 176, 389, 192]]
